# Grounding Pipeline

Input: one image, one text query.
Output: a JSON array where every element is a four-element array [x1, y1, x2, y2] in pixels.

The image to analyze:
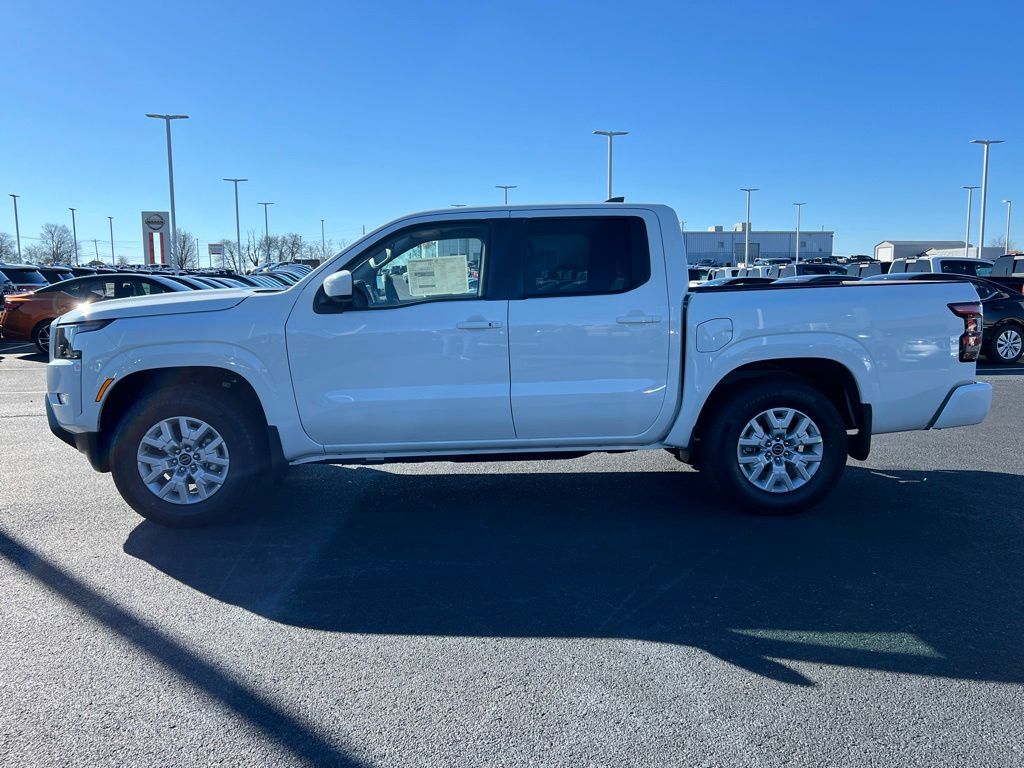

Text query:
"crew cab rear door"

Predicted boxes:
[[506, 209, 671, 441]]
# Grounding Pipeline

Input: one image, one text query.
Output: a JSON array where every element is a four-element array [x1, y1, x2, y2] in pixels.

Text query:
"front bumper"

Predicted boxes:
[[46, 397, 106, 471], [929, 381, 992, 430]]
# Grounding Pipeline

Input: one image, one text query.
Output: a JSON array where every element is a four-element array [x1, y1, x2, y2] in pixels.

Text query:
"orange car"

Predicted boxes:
[[1, 274, 188, 353]]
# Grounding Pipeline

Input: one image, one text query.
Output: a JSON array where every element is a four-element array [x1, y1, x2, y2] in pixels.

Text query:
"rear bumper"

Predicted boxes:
[[929, 381, 992, 430]]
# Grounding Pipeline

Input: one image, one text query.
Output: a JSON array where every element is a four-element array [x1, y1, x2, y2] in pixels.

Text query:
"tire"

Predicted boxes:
[[702, 379, 848, 515], [32, 319, 53, 355], [987, 325, 1024, 365], [110, 387, 270, 527]]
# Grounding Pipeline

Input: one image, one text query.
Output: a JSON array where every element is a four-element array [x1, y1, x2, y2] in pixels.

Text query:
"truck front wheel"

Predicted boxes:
[[702, 380, 848, 515], [110, 388, 269, 526]]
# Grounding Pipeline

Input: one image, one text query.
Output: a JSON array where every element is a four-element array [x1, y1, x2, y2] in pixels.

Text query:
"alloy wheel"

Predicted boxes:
[[136, 416, 230, 504], [995, 328, 1022, 361], [736, 407, 824, 493]]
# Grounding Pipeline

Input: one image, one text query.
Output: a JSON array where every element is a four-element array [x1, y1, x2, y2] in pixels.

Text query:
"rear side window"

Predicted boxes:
[[940, 260, 989, 276], [523, 216, 650, 297], [1, 268, 47, 285]]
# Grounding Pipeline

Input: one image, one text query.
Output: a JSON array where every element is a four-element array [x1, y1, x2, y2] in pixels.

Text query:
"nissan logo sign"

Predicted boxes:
[[145, 214, 166, 231]]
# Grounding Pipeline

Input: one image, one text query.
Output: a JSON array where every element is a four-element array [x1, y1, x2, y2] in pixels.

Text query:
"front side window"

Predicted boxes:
[[344, 222, 486, 309], [523, 216, 649, 297]]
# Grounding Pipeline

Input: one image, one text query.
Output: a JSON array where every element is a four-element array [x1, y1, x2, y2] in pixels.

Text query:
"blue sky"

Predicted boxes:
[[2, 0, 1021, 260]]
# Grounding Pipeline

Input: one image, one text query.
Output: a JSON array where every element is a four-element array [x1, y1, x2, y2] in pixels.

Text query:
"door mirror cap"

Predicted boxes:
[[323, 270, 353, 299]]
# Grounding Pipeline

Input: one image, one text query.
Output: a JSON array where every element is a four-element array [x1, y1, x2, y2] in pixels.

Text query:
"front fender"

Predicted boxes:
[[83, 337, 322, 461], [663, 332, 880, 448]]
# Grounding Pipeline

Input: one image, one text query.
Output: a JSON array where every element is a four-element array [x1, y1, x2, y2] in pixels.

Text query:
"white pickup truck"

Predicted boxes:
[[46, 203, 992, 526]]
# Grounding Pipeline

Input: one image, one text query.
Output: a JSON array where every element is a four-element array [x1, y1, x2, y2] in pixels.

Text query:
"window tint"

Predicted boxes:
[[343, 222, 486, 309], [941, 260, 990, 277], [523, 216, 649, 297], [138, 279, 173, 295], [973, 283, 1003, 301], [1, 268, 47, 285]]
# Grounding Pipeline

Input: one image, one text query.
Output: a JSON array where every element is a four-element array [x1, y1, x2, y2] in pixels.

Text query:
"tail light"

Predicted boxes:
[[948, 302, 983, 362]]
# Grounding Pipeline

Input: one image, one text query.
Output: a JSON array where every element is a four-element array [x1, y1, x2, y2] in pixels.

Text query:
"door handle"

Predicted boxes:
[[616, 315, 662, 325], [457, 320, 504, 330]]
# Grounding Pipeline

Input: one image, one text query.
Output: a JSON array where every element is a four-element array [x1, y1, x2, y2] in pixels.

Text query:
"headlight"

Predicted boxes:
[[53, 320, 111, 359]]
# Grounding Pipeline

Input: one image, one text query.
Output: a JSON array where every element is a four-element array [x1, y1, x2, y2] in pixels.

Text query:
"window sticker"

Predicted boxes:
[[407, 255, 470, 297]]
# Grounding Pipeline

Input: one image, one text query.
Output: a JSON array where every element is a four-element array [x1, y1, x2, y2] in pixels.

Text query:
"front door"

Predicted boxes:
[[286, 219, 515, 449]]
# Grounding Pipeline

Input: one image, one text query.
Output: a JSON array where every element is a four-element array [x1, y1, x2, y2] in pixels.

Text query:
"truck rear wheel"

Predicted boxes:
[[110, 387, 269, 527], [702, 380, 848, 515]]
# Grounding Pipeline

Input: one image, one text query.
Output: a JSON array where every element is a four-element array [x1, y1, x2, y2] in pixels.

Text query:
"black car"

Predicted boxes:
[[864, 272, 1024, 364], [35, 266, 75, 284]]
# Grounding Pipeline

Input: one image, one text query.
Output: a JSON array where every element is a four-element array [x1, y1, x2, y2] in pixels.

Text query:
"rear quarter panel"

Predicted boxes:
[[665, 281, 980, 447]]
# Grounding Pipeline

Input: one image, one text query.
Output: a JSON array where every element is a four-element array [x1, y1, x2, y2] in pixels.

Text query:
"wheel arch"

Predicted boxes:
[[686, 358, 870, 465], [93, 366, 282, 473]]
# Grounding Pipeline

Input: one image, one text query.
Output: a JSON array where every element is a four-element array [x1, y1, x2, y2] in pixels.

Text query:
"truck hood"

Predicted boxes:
[[57, 289, 252, 324]]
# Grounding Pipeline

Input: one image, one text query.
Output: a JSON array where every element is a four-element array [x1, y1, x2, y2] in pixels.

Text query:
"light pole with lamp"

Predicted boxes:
[[971, 139, 1004, 259], [740, 188, 759, 265], [145, 114, 190, 273], [108, 217, 115, 263], [962, 185, 978, 258], [68, 207, 79, 265], [223, 178, 248, 268], [793, 202, 805, 264], [496, 185, 517, 205], [258, 202, 274, 265], [1003, 199, 1013, 255], [593, 130, 628, 200], [9, 194, 21, 260]]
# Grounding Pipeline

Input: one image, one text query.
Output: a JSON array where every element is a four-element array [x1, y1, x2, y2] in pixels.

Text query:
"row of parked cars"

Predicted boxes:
[[691, 255, 1024, 365], [0, 261, 313, 353]]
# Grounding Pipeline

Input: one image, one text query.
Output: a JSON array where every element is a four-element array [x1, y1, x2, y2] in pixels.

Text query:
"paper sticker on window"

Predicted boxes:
[[407, 255, 469, 297]]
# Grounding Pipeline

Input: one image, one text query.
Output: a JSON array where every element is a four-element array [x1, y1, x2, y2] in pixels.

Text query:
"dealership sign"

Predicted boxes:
[[141, 211, 170, 264]]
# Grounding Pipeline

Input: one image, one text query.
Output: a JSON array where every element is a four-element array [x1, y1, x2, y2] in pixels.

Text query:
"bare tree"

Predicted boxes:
[[243, 230, 262, 270], [277, 233, 304, 262], [0, 232, 16, 261], [217, 239, 242, 272], [29, 223, 77, 265], [990, 235, 1017, 252], [116, 254, 131, 268], [171, 229, 199, 270]]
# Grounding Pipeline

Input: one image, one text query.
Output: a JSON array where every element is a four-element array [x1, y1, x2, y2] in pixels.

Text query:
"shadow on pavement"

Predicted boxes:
[[125, 464, 1024, 687]]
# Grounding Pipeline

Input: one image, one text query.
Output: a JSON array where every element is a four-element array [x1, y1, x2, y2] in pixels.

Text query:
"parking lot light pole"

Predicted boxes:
[[68, 208, 79, 266], [258, 202, 274, 265], [1004, 200, 1013, 255], [962, 185, 979, 258], [320, 219, 326, 260], [9, 194, 21, 260], [971, 139, 1003, 259], [593, 130, 628, 200], [107, 217, 115, 263], [145, 114, 189, 274], [496, 185, 517, 205], [793, 202, 805, 264], [741, 188, 758, 265], [223, 178, 248, 267]]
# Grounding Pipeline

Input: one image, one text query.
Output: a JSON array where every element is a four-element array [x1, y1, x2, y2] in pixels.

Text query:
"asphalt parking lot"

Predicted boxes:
[[2, 339, 1023, 767]]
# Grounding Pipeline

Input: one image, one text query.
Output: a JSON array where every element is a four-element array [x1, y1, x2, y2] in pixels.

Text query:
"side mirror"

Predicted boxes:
[[323, 270, 353, 300]]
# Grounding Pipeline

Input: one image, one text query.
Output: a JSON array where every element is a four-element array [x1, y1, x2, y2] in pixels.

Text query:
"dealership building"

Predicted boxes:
[[684, 224, 834, 265], [874, 240, 1004, 261]]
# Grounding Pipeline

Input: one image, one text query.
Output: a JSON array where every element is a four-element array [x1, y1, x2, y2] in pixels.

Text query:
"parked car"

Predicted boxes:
[[888, 256, 994, 276], [700, 276, 776, 288], [44, 203, 992, 527], [0, 264, 50, 293], [35, 266, 76, 284], [1, 273, 189, 353], [863, 272, 1024, 364]]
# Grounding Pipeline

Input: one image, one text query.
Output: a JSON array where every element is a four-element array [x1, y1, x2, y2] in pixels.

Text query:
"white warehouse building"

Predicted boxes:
[[684, 224, 834, 265]]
